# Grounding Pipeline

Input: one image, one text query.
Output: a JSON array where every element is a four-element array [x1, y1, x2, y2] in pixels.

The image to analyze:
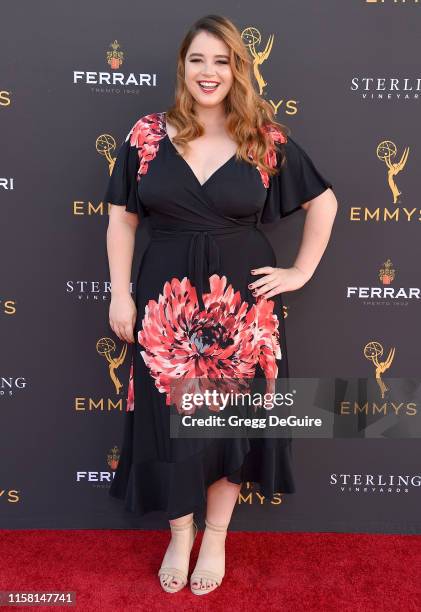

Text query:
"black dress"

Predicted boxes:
[[104, 111, 332, 520]]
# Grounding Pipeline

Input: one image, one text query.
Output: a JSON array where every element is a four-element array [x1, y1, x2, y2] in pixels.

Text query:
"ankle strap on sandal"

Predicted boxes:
[[170, 519, 194, 532], [205, 518, 229, 532]]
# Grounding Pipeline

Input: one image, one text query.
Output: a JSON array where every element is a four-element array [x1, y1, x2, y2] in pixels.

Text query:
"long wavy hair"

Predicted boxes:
[[166, 14, 290, 178]]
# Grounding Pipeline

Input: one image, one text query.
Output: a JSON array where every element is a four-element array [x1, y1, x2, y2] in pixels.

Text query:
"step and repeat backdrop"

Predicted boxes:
[[1, 1, 420, 533]]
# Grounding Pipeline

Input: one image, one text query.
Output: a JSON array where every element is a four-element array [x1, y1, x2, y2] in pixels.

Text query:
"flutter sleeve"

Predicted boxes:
[[260, 135, 333, 223], [103, 127, 149, 218]]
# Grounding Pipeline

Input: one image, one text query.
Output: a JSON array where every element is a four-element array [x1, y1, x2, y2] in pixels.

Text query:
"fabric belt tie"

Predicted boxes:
[[151, 223, 257, 310]]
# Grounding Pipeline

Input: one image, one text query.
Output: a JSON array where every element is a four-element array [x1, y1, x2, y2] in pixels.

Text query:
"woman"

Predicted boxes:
[[105, 14, 337, 596]]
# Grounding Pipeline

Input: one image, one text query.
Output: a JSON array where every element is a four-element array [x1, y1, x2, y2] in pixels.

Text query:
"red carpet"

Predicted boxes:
[[0, 530, 420, 611]]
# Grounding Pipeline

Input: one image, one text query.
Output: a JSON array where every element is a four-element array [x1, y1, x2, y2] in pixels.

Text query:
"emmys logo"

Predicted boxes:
[[377, 140, 409, 204], [241, 26, 297, 116], [96, 337, 128, 395], [339, 337, 417, 418], [329, 473, 421, 494], [364, 341, 395, 399], [349, 139, 418, 223], [0, 90, 11, 106], [96, 133, 117, 175], [107, 40, 124, 70], [72, 133, 118, 216], [241, 27, 273, 95], [238, 481, 282, 506], [0, 489, 20, 503], [73, 39, 157, 93], [346, 259, 420, 305], [1, 299, 17, 315]]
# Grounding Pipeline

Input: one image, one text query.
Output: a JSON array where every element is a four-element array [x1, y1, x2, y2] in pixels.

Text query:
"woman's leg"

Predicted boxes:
[[191, 476, 241, 591], [159, 512, 195, 589]]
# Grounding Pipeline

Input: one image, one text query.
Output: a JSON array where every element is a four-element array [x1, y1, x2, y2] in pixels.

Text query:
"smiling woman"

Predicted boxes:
[[105, 13, 336, 597]]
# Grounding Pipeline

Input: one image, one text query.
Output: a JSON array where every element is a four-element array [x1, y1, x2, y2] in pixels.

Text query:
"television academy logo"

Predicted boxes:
[[346, 259, 420, 305], [76, 446, 120, 488], [73, 40, 157, 93], [329, 472, 420, 494]]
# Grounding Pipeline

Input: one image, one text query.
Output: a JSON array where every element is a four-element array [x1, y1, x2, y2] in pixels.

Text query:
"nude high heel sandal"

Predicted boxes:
[[190, 518, 228, 595], [158, 518, 198, 593]]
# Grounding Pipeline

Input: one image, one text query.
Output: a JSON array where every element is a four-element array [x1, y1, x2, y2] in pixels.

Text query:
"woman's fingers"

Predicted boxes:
[[110, 319, 135, 343], [264, 286, 283, 299]]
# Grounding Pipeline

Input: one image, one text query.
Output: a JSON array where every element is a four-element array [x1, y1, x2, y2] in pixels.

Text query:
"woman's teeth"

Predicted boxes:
[[198, 81, 220, 93]]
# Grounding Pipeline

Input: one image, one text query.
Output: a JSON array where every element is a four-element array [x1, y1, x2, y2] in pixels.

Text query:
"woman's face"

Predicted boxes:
[[184, 30, 233, 109]]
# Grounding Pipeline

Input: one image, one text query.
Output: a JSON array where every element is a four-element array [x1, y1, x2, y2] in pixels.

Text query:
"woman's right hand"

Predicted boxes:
[[109, 293, 137, 344]]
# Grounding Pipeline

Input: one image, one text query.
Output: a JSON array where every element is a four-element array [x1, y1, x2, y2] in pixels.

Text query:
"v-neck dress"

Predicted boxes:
[[104, 111, 332, 519]]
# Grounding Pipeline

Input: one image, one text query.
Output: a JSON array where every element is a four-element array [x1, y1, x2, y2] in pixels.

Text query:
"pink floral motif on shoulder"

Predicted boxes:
[[125, 111, 167, 181], [249, 123, 288, 188]]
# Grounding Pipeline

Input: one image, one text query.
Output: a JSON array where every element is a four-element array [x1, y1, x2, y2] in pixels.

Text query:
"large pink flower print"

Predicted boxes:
[[125, 112, 166, 181], [136, 274, 282, 414]]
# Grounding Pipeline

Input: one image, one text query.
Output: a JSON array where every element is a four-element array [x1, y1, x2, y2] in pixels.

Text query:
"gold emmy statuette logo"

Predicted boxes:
[[379, 259, 395, 286], [376, 140, 409, 205], [96, 134, 117, 175], [106, 40, 124, 70], [96, 337, 128, 394], [363, 341, 395, 399], [107, 445, 120, 470], [241, 27, 274, 95]]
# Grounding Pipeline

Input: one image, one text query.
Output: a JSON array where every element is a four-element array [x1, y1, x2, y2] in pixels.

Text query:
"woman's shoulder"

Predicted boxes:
[[125, 111, 168, 148]]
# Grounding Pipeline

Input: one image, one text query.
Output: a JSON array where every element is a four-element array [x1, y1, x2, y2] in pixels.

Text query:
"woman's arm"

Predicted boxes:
[[250, 188, 338, 298], [106, 205, 139, 343], [292, 187, 338, 282]]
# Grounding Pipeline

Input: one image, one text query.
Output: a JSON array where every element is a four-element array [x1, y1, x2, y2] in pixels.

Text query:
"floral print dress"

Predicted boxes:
[[104, 111, 332, 519]]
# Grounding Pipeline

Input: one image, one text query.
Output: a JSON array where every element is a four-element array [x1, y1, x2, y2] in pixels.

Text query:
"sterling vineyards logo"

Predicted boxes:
[[350, 76, 421, 101], [329, 473, 421, 494], [65, 279, 134, 301]]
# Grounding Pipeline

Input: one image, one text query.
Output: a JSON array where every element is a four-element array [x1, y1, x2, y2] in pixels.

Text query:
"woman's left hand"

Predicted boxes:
[[249, 266, 311, 299]]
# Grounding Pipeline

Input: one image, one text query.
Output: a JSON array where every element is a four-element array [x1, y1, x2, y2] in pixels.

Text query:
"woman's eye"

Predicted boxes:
[[189, 59, 228, 65]]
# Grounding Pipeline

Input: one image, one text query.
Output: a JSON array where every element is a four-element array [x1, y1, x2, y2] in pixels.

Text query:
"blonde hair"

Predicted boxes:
[[166, 14, 290, 177]]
